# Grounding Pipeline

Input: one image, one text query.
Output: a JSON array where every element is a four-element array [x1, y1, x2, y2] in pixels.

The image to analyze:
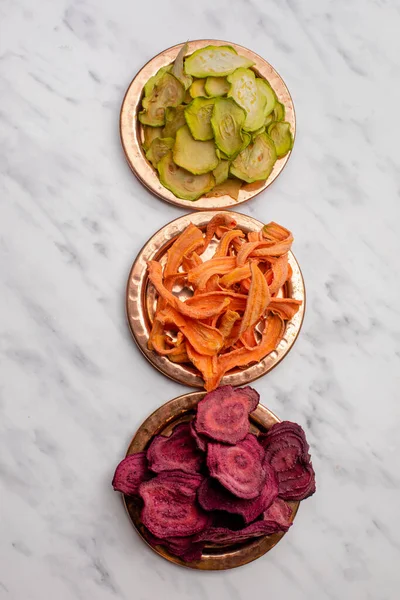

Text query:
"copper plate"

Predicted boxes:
[[123, 390, 299, 570], [120, 39, 296, 210], [126, 211, 305, 388]]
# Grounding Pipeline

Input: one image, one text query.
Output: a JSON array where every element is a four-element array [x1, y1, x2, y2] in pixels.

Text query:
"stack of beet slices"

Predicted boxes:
[[112, 385, 316, 563]]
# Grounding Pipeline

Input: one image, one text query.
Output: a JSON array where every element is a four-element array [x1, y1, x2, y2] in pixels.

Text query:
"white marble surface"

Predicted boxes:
[[1, 0, 400, 598]]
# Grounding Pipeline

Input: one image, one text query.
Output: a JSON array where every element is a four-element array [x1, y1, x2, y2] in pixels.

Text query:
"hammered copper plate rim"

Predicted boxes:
[[120, 39, 296, 210], [122, 390, 299, 570], [125, 211, 305, 389]]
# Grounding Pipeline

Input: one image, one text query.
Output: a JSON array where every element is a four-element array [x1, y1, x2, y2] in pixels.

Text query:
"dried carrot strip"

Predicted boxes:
[[236, 241, 261, 266], [268, 298, 302, 320], [239, 262, 271, 336], [214, 230, 245, 258], [240, 325, 258, 349], [147, 261, 229, 319], [262, 222, 291, 242], [220, 263, 251, 288], [187, 256, 236, 289], [164, 223, 204, 277], [203, 314, 284, 390], [186, 342, 215, 381], [182, 252, 202, 272], [218, 310, 241, 340], [201, 214, 237, 254], [247, 231, 259, 242], [205, 274, 221, 292], [268, 253, 289, 295], [185, 291, 247, 313], [168, 344, 189, 363], [157, 306, 224, 356]]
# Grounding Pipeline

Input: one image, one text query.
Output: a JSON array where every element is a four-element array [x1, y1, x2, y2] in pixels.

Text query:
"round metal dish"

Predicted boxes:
[[126, 211, 305, 388], [120, 40, 296, 210], [123, 390, 299, 570]]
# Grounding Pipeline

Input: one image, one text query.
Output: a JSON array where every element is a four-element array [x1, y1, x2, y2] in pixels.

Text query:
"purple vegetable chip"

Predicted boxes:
[[263, 498, 293, 531], [139, 470, 211, 539], [189, 421, 208, 452], [147, 423, 204, 475], [112, 452, 152, 496], [195, 385, 259, 445], [277, 461, 316, 501], [198, 461, 278, 523], [207, 434, 266, 499], [193, 517, 286, 545], [142, 528, 205, 562], [261, 421, 316, 501]]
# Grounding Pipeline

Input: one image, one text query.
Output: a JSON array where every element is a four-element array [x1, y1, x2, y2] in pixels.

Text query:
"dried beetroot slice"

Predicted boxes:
[[263, 498, 293, 531], [277, 461, 316, 501], [147, 423, 203, 474], [193, 518, 285, 545], [112, 452, 152, 496], [195, 385, 260, 444], [142, 528, 205, 562], [261, 420, 316, 500], [189, 421, 208, 452], [164, 536, 205, 562], [260, 421, 311, 470], [139, 470, 211, 539], [207, 434, 266, 499], [198, 462, 278, 524]]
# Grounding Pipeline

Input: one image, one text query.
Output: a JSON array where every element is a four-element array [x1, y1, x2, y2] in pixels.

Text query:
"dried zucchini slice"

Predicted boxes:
[[211, 97, 246, 159], [173, 125, 218, 174], [184, 46, 254, 78], [251, 126, 266, 140], [212, 160, 230, 185], [205, 77, 230, 97], [139, 72, 185, 127], [190, 79, 207, 98], [267, 121, 293, 157], [183, 89, 192, 104], [145, 137, 175, 168], [206, 178, 242, 201], [241, 131, 252, 151], [257, 78, 276, 118], [162, 105, 186, 138], [142, 126, 163, 151], [227, 68, 266, 132], [273, 101, 286, 121], [171, 43, 192, 90], [185, 97, 215, 141], [143, 65, 172, 97], [230, 133, 277, 183], [158, 152, 215, 201], [216, 148, 230, 161]]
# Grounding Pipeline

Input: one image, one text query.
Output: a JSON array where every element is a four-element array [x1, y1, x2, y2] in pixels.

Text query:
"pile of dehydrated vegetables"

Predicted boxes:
[[112, 386, 316, 563], [147, 213, 302, 391], [139, 44, 294, 201]]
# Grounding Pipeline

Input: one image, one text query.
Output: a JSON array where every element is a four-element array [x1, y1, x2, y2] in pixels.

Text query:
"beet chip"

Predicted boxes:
[[139, 470, 211, 539], [207, 434, 266, 499], [112, 452, 151, 496], [142, 529, 205, 562], [193, 517, 286, 545], [189, 421, 208, 452], [147, 423, 204, 475], [263, 498, 293, 531], [198, 462, 278, 524], [277, 462, 316, 501], [261, 421, 316, 501], [195, 385, 259, 444]]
